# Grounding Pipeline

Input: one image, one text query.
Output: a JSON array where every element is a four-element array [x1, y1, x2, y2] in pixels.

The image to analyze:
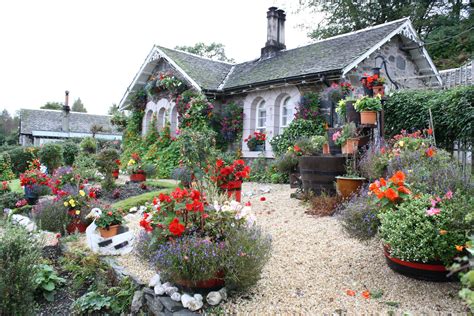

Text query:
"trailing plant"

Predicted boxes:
[[275, 152, 298, 175], [332, 122, 358, 146], [38, 143, 64, 174], [33, 263, 66, 302], [294, 92, 321, 122], [245, 131, 266, 151]]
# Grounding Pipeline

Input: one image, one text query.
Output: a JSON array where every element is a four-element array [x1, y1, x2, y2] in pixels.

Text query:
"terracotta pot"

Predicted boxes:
[[373, 85, 385, 97], [360, 111, 377, 125], [112, 169, 119, 179], [66, 219, 88, 234], [383, 245, 453, 282], [322, 143, 330, 155], [336, 176, 365, 199], [130, 171, 146, 182], [341, 138, 359, 154], [176, 271, 225, 290], [98, 224, 121, 238]]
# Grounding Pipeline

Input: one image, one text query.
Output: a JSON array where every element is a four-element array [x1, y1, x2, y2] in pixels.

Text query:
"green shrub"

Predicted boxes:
[[0, 225, 40, 315], [384, 86, 474, 151], [249, 155, 271, 183], [38, 143, 63, 174], [33, 199, 69, 234], [33, 264, 65, 302], [74, 153, 98, 180], [0, 191, 24, 210], [73, 291, 112, 313], [275, 153, 298, 175], [96, 148, 120, 190], [7, 146, 38, 175], [0, 153, 15, 181], [62, 141, 80, 166], [270, 119, 325, 156], [80, 136, 97, 154]]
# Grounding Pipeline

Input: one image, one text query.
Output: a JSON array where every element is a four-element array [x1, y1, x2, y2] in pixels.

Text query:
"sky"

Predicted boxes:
[[0, 0, 321, 115]]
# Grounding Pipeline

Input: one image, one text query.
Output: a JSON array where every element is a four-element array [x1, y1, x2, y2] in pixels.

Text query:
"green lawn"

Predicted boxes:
[[8, 179, 22, 193], [112, 180, 178, 210]]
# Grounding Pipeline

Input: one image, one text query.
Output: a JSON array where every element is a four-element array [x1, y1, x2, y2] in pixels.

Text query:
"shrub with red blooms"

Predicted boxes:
[[20, 168, 50, 188], [208, 159, 251, 190]]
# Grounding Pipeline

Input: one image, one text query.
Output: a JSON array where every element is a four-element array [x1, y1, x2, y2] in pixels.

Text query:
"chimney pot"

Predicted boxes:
[[261, 7, 286, 59]]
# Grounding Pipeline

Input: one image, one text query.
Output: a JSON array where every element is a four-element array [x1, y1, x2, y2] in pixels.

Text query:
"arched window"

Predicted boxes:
[[256, 100, 266, 130], [281, 97, 293, 128], [157, 108, 166, 130], [170, 106, 178, 136], [144, 110, 153, 132]]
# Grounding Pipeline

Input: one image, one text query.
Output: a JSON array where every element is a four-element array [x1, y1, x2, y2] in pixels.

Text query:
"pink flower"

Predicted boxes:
[[332, 131, 342, 142], [426, 207, 441, 216], [430, 199, 438, 207], [444, 190, 453, 200]]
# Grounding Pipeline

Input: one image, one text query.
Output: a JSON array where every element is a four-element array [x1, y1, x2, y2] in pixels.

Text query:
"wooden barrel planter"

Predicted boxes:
[[299, 156, 346, 194], [383, 245, 454, 282]]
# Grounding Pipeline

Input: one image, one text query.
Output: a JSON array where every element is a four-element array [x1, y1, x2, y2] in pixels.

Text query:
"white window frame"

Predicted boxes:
[[280, 96, 293, 128], [256, 100, 266, 130]]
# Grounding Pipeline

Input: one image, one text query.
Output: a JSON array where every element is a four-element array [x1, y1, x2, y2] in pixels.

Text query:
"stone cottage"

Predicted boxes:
[[119, 7, 441, 158], [19, 107, 122, 146]]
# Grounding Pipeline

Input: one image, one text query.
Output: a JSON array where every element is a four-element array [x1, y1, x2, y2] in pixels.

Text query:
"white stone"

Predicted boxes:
[[154, 285, 165, 295], [162, 282, 172, 288], [187, 298, 203, 311], [181, 293, 194, 308], [165, 286, 178, 296], [193, 294, 203, 302], [218, 287, 228, 301], [149, 274, 161, 287], [206, 291, 222, 306], [129, 206, 138, 213], [170, 292, 181, 302]]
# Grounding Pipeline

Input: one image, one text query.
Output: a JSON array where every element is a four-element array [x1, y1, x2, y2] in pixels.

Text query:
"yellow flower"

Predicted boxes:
[[79, 190, 85, 197], [69, 199, 76, 207], [75, 210, 81, 215], [128, 159, 136, 166], [64, 201, 69, 207], [398, 140, 404, 147]]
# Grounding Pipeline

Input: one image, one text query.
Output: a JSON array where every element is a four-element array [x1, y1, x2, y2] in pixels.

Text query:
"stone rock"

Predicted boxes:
[[218, 287, 228, 301], [170, 292, 181, 302], [206, 291, 222, 306], [193, 294, 203, 302], [181, 294, 194, 308], [159, 296, 184, 313], [173, 310, 199, 316], [259, 186, 271, 193], [149, 274, 161, 287], [187, 298, 203, 312], [154, 285, 166, 295], [143, 287, 155, 296], [165, 286, 178, 296], [145, 294, 164, 316], [162, 281, 172, 288], [131, 290, 144, 313]]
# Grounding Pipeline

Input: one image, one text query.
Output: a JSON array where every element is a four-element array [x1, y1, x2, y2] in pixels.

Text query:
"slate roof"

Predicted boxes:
[[158, 46, 233, 91], [19, 109, 121, 135]]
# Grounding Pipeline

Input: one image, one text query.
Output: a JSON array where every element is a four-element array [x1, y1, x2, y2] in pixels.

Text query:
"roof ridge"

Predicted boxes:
[[21, 108, 111, 117], [158, 46, 236, 65], [281, 17, 410, 55]]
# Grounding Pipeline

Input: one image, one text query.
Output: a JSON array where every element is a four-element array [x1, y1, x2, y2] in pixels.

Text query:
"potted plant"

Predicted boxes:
[[208, 159, 250, 202], [354, 96, 382, 125], [335, 156, 365, 199], [245, 131, 266, 151], [20, 159, 50, 205], [127, 153, 146, 182], [112, 159, 120, 179], [362, 73, 386, 97], [63, 190, 95, 233], [372, 173, 472, 281], [94, 208, 124, 238], [371, 76, 386, 96], [333, 122, 359, 154]]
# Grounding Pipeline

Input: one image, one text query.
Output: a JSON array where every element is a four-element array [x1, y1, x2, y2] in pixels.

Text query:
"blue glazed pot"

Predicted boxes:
[[24, 185, 39, 205]]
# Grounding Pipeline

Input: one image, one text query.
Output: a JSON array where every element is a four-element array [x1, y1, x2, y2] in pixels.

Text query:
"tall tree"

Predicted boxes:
[[108, 103, 119, 115], [40, 102, 62, 110], [0, 109, 19, 145], [298, 0, 473, 69], [72, 98, 87, 112], [174, 42, 235, 62]]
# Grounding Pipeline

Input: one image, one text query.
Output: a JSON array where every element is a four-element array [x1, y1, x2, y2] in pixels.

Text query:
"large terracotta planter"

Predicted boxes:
[[98, 224, 121, 238], [176, 271, 225, 290], [360, 111, 377, 125], [299, 156, 346, 194], [130, 170, 146, 182], [383, 245, 453, 282], [336, 176, 365, 199], [341, 138, 359, 154], [373, 85, 385, 97]]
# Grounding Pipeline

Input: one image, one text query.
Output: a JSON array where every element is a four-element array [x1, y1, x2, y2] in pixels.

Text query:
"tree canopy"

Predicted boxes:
[[72, 98, 87, 112], [174, 42, 235, 63], [298, 0, 473, 69], [40, 102, 63, 110], [0, 109, 19, 145]]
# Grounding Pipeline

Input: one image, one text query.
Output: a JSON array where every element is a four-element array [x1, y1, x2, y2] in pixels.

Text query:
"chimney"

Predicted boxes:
[[261, 7, 286, 59], [62, 90, 70, 132]]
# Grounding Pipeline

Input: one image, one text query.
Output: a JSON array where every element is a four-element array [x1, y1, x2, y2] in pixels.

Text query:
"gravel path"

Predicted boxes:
[[116, 183, 466, 314]]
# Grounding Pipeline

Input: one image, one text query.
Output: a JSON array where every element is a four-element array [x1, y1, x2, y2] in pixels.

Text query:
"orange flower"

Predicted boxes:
[[426, 147, 436, 158], [397, 186, 411, 195], [346, 289, 355, 296], [369, 182, 379, 192], [376, 190, 385, 199], [384, 188, 399, 202], [379, 178, 387, 187], [455, 245, 464, 252], [389, 171, 405, 186], [362, 290, 370, 299], [439, 230, 448, 235]]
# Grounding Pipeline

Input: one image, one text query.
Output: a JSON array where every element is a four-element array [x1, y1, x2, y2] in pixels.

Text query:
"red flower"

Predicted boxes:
[[294, 145, 302, 152], [362, 290, 370, 299], [260, 196, 266, 201], [216, 159, 224, 168], [346, 289, 356, 296], [107, 211, 113, 216], [245, 201, 251, 206], [139, 217, 153, 232], [168, 218, 185, 236], [89, 191, 96, 199], [426, 147, 436, 158], [384, 188, 399, 202]]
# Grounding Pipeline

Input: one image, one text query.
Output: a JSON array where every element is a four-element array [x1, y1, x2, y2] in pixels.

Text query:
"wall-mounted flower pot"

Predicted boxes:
[[255, 144, 265, 151], [98, 224, 121, 238], [130, 171, 146, 182], [360, 111, 378, 125], [336, 176, 365, 199], [383, 245, 454, 282], [345, 101, 360, 125], [341, 138, 359, 155], [112, 169, 119, 179], [373, 85, 385, 97]]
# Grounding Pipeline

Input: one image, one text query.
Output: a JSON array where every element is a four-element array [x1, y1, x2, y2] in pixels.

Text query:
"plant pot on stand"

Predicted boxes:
[[372, 85, 385, 97], [341, 138, 359, 155], [24, 185, 39, 205], [336, 176, 365, 199], [360, 111, 378, 125]]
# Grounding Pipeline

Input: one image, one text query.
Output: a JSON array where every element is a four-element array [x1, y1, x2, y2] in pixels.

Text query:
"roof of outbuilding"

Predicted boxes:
[[19, 109, 121, 136]]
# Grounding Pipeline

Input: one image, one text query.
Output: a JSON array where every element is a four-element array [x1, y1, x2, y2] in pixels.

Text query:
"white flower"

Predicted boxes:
[[213, 201, 221, 212]]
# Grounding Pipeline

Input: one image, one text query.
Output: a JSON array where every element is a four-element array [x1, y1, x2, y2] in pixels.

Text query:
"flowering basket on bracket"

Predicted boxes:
[[245, 132, 266, 151]]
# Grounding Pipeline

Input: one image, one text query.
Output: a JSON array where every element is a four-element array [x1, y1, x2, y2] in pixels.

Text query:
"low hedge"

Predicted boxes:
[[384, 86, 474, 151]]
